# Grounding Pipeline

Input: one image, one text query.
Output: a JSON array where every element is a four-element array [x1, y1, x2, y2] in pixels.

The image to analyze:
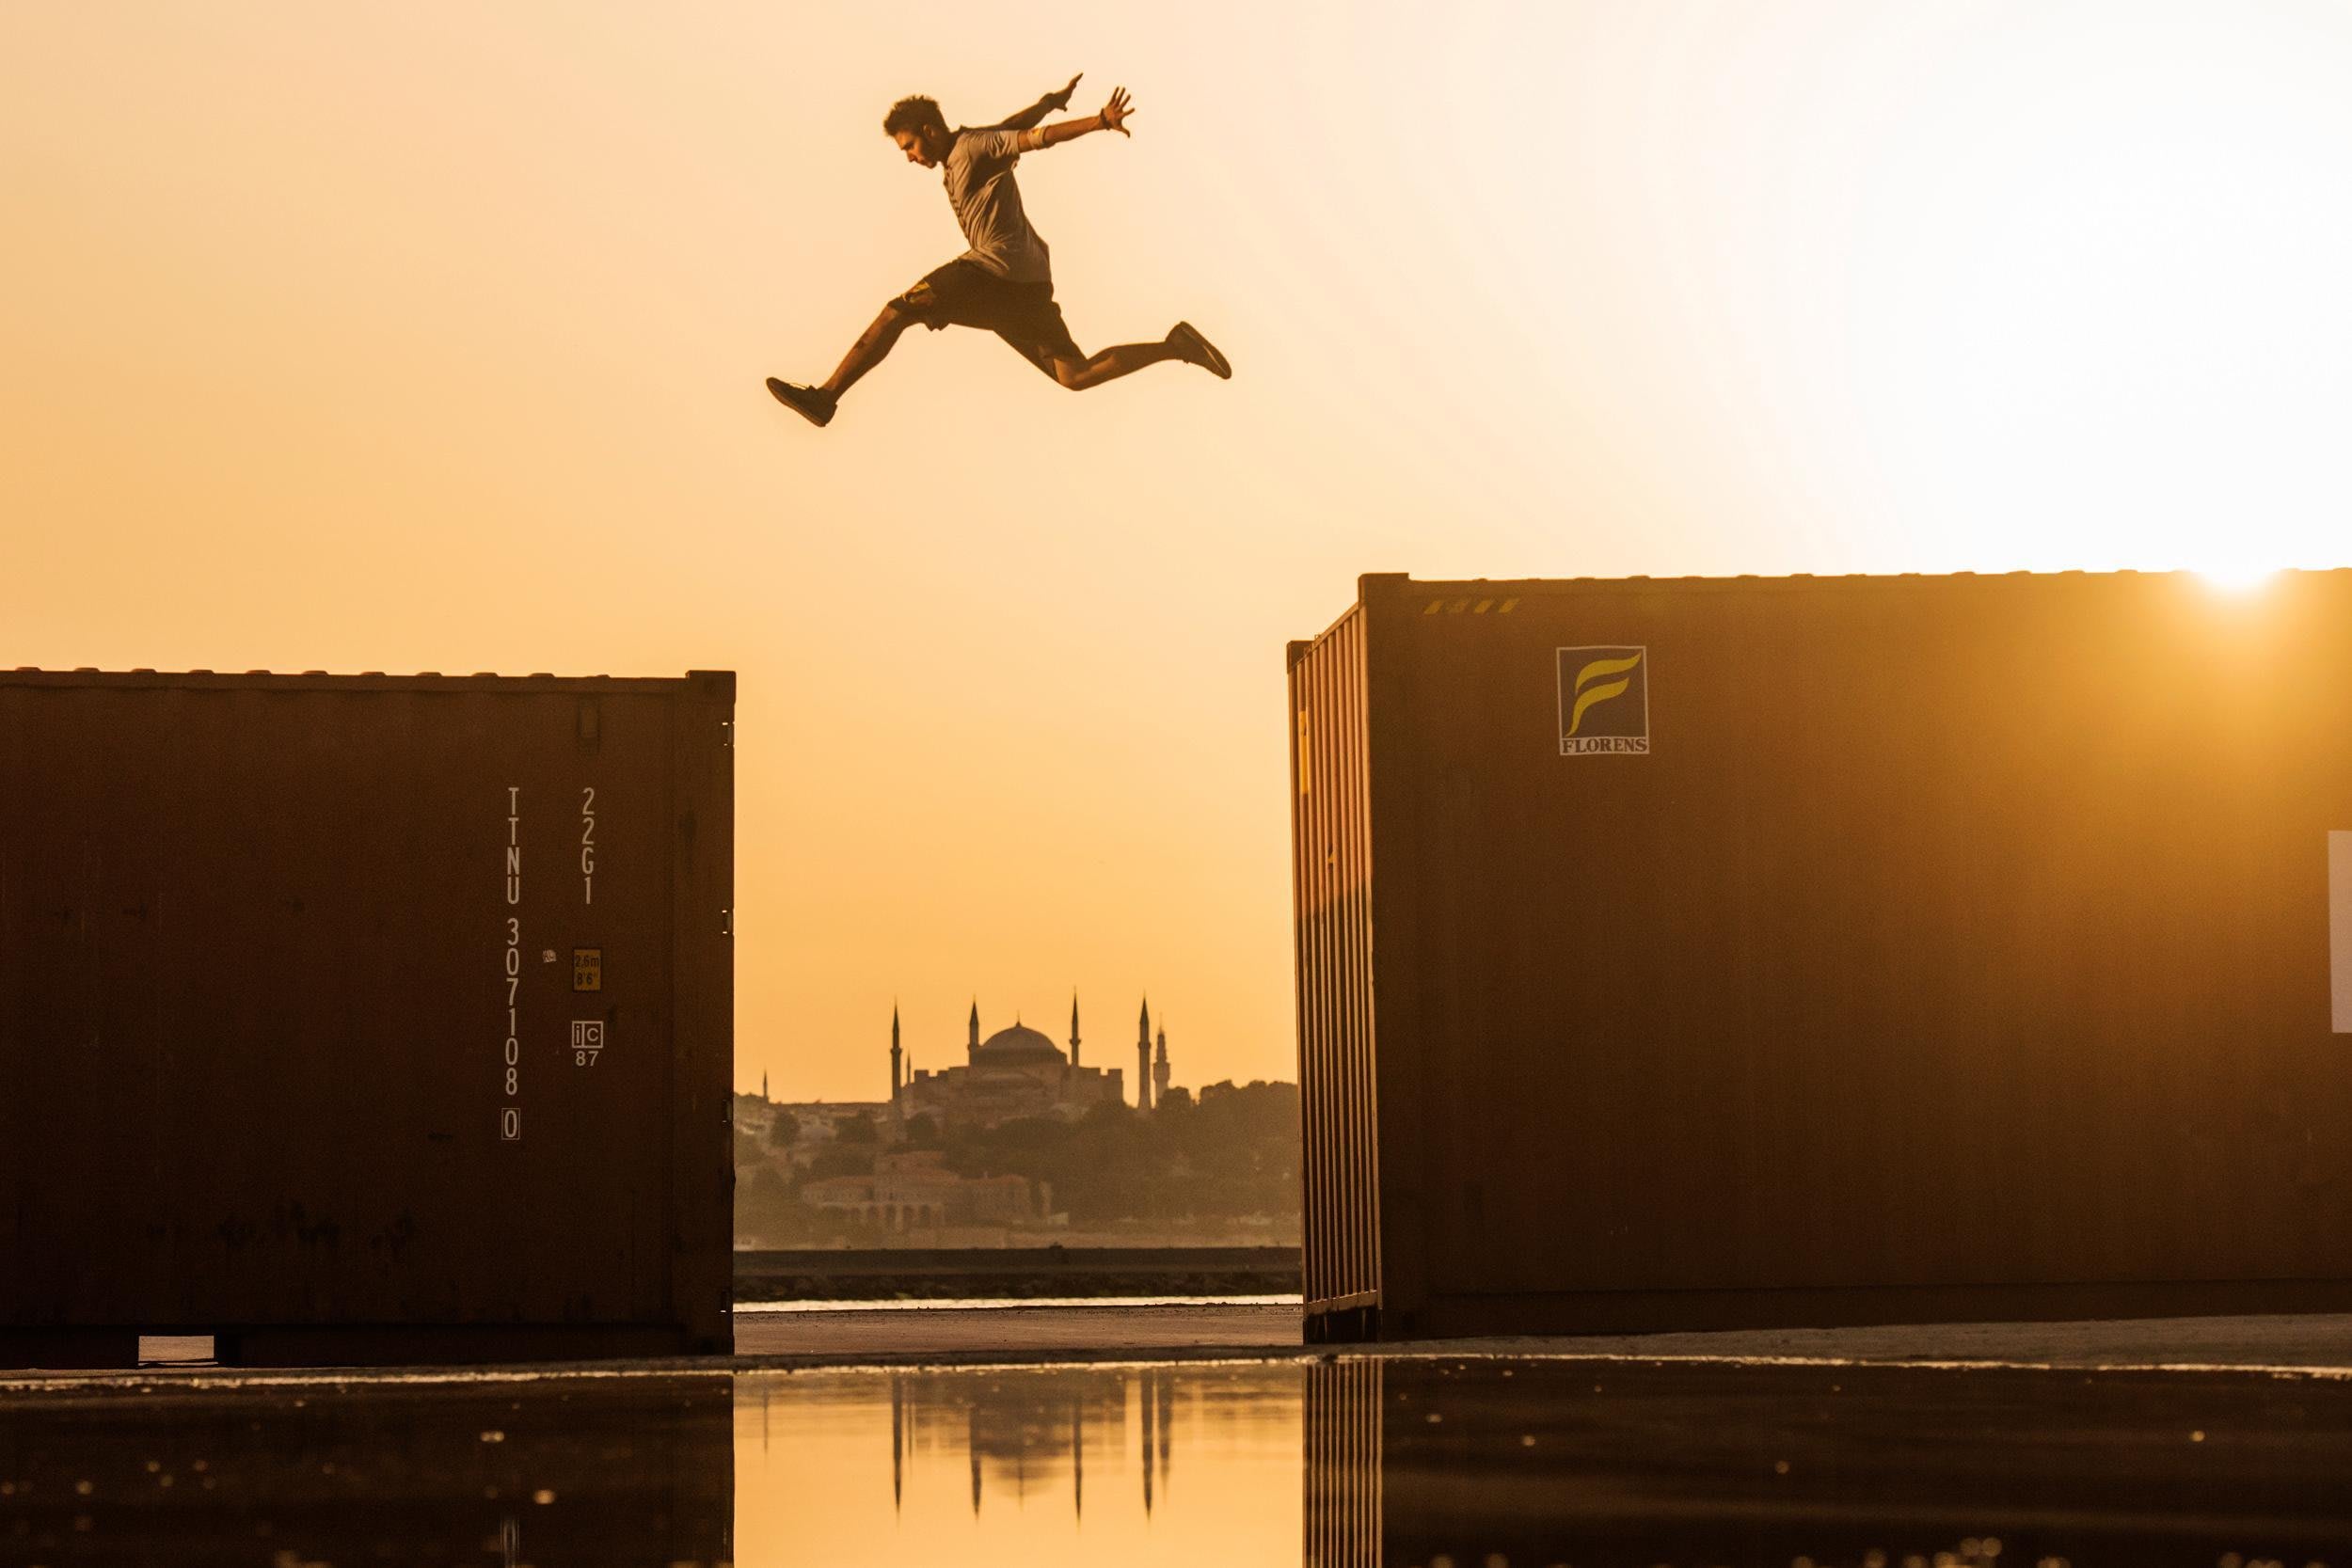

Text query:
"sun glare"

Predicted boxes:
[[2196, 561, 2280, 593]]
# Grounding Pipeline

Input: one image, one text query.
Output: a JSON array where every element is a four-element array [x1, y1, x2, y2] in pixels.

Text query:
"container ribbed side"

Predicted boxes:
[[1289, 610, 1380, 1326], [0, 668, 734, 1366]]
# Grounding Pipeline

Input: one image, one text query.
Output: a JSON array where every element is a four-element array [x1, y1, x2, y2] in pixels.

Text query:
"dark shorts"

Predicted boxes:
[[894, 260, 1083, 377]]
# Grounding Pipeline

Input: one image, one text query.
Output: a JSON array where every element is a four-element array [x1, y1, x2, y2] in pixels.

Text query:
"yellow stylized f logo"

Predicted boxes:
[[1566, 652, 1643, 736]]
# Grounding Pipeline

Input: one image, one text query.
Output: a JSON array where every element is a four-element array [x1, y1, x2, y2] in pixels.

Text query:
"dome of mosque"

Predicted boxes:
[[975, 1022, 1065, 1066]]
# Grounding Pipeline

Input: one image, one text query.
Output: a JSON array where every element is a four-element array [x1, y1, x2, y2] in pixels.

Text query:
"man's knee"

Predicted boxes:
[[1050, 356, 1092, 389]]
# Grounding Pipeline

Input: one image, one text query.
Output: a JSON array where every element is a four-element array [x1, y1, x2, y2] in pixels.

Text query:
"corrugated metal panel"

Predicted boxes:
[[1289, 610, 1380, 1331], [1296, 569, 2352, 1338], [0, 669, 734, 1366]]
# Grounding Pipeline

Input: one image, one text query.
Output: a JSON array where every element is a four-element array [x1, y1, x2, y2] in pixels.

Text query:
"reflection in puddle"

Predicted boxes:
[[0, 1374, 736, 1566], [1311, 1357, 2352, 1568], [7, 1356, 2352, 1564], [0, 1366, 1305, 1567], [738, 1365, 1302, 1565]]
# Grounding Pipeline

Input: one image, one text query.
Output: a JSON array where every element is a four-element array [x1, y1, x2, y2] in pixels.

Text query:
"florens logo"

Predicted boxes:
[[1557, 647, 1649, 755]]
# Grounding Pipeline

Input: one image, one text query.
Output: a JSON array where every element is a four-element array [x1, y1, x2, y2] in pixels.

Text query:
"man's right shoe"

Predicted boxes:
[[766, 377, 837, 428]]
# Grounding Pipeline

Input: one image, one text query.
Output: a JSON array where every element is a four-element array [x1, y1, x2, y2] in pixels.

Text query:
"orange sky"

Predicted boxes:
[[8, 3, 2350, 1101]]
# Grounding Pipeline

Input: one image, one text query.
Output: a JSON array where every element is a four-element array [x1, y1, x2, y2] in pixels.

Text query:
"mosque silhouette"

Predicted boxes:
[[890, 992, 1175, 1130]]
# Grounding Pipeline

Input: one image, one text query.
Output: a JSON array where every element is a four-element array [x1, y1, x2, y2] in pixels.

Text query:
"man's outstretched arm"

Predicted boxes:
[[1015, 86, 1136, 150], [996, 72, 1083, 131]]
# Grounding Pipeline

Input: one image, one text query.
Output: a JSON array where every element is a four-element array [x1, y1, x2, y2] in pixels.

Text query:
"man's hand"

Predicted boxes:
[[1100, 86, 1135, 136], [1026, 85, 1139, 150], [999, 73, 1083, 132]]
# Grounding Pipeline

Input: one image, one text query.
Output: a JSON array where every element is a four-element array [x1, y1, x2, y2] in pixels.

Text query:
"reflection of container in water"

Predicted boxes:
[[1304, 1354, 2352, 1563]]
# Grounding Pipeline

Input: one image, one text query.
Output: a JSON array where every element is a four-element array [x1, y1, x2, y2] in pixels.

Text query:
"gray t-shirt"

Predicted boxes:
[[943, 127, 1051, 284]]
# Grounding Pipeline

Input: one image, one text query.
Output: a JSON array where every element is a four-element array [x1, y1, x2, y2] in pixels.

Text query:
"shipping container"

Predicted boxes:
[[0, 669, 735, 1366], [1289, 571, 2352, 1341]]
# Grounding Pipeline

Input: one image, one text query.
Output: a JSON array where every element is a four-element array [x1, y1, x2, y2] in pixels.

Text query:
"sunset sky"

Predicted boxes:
[[8, 2, 2351, 1101]]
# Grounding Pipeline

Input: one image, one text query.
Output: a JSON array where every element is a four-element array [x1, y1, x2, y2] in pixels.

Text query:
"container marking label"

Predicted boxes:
[[501, 785, 523, 1142], [580, 785, 597, 906], [571, 1019, 605, 1066], [1556, 646, 1650, 756], [572, 947, 602, 991], [2332, 832, 2352, 1033]]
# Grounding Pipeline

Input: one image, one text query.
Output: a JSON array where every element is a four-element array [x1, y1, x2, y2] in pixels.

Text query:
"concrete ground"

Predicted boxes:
[[733, 1301, 2352, 1371], [731, 1300, 1305, 1362], [31, 1303, 2352, 1378]]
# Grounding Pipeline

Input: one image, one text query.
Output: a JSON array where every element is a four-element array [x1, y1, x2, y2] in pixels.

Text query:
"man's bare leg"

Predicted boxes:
[[767, 301, 919, 428], [820, 303, 914, 397], [1053, 322, 1230, 389], [1053, 339, 1184, 390]]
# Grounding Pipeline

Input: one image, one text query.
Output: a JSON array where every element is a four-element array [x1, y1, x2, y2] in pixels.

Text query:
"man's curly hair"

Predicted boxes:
[[882, 96, 947, 138]]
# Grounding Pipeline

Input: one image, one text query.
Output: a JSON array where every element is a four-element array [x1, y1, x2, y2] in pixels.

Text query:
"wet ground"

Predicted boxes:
[[731, 1295, 1305, 1361], [8, 1310, 2352, 1565]]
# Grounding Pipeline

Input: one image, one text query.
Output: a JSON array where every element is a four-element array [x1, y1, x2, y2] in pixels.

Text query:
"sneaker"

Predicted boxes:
[[766, 377, 837, 427], [1167, 322, 1232, 380]]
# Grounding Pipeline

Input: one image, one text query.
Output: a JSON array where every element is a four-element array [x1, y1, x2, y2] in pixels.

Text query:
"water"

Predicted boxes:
[[6, 1355, 2352, 1564], [740, 1363, 1300, 1566]]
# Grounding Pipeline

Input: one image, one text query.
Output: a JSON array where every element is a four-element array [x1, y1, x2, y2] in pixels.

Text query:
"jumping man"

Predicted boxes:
[[766, 76, 1231, 427]]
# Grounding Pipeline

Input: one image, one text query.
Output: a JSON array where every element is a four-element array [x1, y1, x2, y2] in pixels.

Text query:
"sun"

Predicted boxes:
[[2195, 558, 2281, 593]]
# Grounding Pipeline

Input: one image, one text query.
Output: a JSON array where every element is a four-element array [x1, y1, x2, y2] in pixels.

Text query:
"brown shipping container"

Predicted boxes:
[[0, 669, 735, 1366], [1289, 571, 2352, 1341]]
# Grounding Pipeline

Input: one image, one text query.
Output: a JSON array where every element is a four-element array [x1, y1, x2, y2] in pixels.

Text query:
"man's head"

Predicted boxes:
[[883, 96, 951, 168]]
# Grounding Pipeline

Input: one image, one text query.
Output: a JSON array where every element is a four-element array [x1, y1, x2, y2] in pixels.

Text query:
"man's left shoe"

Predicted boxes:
[[1168, 322, 1232, 380]]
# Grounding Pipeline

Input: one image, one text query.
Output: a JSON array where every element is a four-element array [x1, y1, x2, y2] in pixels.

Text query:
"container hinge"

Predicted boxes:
[[721, 908, 733, 938], [721, 720, 735, 749]]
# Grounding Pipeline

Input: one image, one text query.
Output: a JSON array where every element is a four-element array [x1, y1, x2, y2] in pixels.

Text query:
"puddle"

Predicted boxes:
[[5, 1355, 2351, 1563]]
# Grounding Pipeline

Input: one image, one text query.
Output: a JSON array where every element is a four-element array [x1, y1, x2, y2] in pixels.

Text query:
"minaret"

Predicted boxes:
[[760, 1070, 768, 1102], [1069, 990, 1082, 1069], [891, 1373, 904, 1513], [1153, 1022, 1171, 1106], [889, 1004, 903, 1104], [968, 998, 980, 1066], [1155, 1371, 1172, 1499], [1136, 996, 1153, 1112]]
